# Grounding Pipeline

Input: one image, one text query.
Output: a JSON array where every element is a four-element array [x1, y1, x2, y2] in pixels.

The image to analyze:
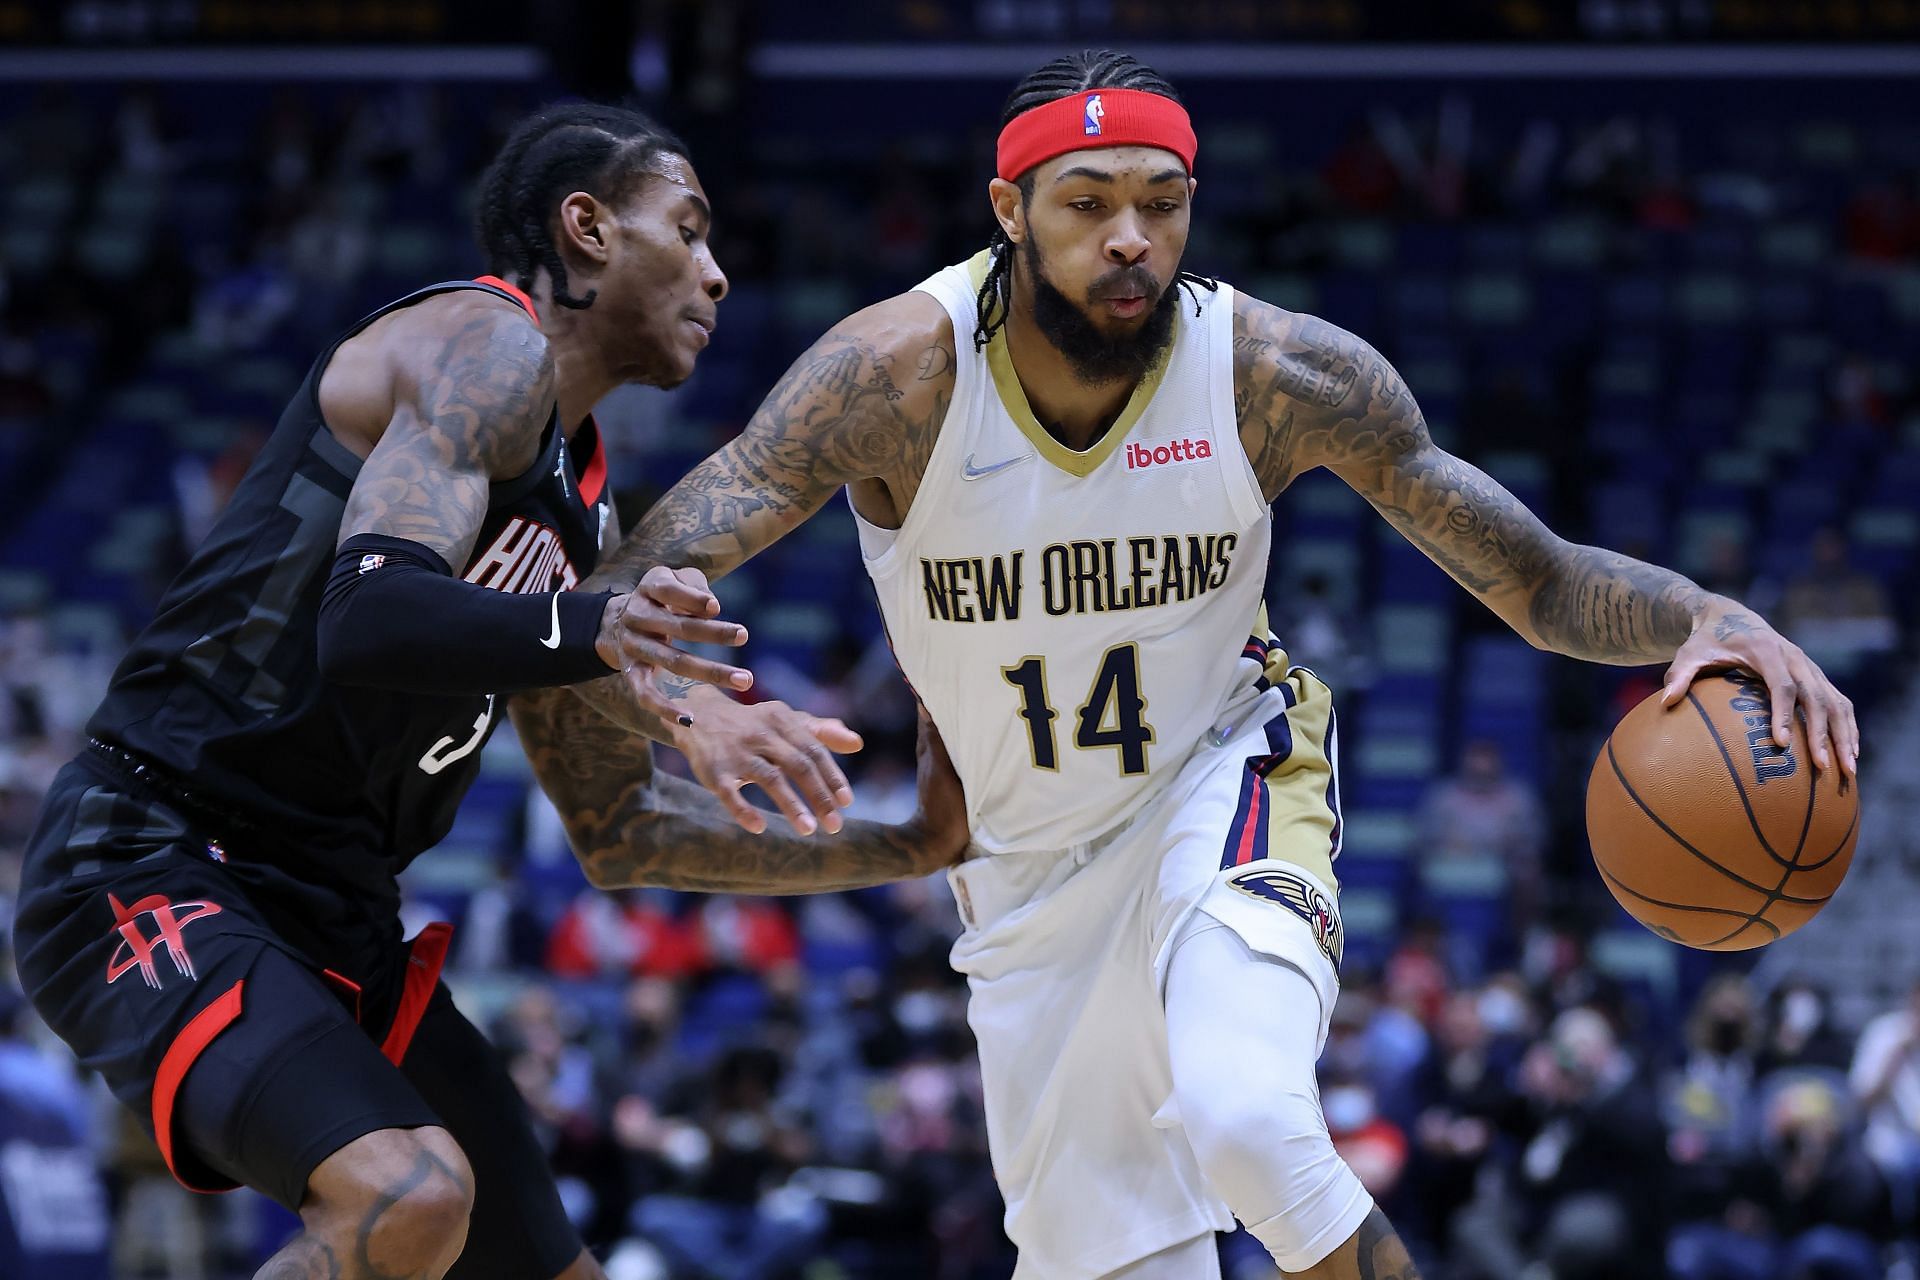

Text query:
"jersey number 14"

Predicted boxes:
[[1003, 644, 1155, 776]]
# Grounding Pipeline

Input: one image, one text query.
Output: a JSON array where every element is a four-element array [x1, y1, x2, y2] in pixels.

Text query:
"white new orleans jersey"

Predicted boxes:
[[854, 252, 1273, 855]]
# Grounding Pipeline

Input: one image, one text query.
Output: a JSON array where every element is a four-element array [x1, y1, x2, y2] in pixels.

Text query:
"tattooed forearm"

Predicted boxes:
[[512, 688, 945, 892], [1234, 294, 1721, 665], [1527, 546, 1718, 663], [586, 295, 954, 593], [1293, 1206, 1421, 1280], [340, 303, 551, 568]]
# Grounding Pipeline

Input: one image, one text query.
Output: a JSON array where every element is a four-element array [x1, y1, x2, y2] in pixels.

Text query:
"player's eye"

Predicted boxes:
[[1150, 200, 1182, 214], [1068, 198, 1102, 212], [679, 226, 697, 245]]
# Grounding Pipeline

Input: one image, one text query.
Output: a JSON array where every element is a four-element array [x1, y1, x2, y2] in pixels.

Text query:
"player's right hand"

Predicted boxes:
[[597, 566, 755, 723], [671, 692, 861, 836]]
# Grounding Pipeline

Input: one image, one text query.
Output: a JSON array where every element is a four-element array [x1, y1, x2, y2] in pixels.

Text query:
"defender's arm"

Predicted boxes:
[[1232, 295, 1857, 774], [586, 290, 956, 592], [315, 294, 745, 708], [509, 686, 967, 892]]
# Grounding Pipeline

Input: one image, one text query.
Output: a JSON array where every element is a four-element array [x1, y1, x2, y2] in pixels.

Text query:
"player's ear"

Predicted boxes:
[[988, 178, 1025, 244], [557, 192, 610, 265]]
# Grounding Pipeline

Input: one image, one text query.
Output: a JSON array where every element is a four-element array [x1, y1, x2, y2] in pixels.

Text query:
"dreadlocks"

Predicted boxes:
[[474, 103, 687, 311], [975, 50, 1217, 351]]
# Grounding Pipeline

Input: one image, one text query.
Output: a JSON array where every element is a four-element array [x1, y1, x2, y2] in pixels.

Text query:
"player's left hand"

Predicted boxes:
[[1660, 603, 1858, 779]]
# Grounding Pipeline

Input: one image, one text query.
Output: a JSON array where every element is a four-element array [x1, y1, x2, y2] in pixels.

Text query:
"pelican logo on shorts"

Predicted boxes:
[[1083, 93, 1105, 136], [105, 892, 223, 989], [1227, 867, 1343, 972]]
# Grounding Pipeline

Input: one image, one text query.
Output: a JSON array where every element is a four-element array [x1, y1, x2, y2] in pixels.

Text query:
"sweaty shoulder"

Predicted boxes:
[[319, 289, 552, 463], [1231, 292, 1414, 499]]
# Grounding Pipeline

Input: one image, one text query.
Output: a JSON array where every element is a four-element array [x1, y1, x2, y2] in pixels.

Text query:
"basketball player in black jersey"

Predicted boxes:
[[12, 104, 968, 1280]]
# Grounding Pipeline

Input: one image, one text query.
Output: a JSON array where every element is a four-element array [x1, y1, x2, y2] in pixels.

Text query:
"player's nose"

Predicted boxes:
[[701, 249, 728, 303], [1104, 212, 1150, 266]]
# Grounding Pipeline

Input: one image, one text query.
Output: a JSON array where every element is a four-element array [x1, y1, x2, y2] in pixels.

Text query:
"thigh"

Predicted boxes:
[[400, 986, 585, 1280], [15, 763, 444, 1211]]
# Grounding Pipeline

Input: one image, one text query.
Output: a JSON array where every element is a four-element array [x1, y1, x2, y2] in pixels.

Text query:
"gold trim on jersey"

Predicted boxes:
[[964, 249, 1174, 480]]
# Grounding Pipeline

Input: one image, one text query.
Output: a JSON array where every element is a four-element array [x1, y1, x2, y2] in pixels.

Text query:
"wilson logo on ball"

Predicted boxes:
[[1726, 674, 1796, 784]]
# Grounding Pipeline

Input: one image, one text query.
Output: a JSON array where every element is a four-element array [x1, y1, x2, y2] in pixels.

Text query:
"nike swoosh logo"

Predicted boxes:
[[540, 592, 563, 649], [961, 451, 1034, 481]]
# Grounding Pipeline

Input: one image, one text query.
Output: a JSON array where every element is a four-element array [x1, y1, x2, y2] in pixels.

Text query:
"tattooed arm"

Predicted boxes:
[[1233, 293, 1858, 775], [510, 686, 968, 892], [586, 289, 956, 592], [314, 290, 747, 709], [564, 290, 955, 815]]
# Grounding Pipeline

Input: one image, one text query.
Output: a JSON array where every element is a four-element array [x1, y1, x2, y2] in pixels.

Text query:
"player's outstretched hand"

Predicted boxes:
[[1660, 603, 1859, 778], [673, 694, 861, 836], [597, 566, 755, 724], [909, 709, 970, 869]]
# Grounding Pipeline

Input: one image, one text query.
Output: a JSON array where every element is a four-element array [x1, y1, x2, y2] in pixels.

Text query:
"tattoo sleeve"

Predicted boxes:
[[1234, 295, 1720, 666], [510, 688, 943, 892], [338, 303, 552, 570], [585, 295, 954, 593]]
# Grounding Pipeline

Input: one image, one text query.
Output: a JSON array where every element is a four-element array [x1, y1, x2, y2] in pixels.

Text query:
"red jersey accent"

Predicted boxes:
[[577, 420, 608, 507], [474, 274, 540, 326]]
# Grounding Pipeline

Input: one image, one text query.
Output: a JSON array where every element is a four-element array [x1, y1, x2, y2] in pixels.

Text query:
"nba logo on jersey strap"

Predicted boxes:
[[1227, 867, 1343, 972], [1126, 437, 1212, 471], [1084, 93, 1105, 135], [105, 892, 223, 989]]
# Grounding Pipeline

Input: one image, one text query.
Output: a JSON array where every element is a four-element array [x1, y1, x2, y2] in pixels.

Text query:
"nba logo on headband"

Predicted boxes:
[[1083, 93, 1104, 136]]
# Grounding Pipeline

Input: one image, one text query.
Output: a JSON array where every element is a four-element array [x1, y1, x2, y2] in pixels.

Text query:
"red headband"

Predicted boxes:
[[995, 88, 1197, 183]]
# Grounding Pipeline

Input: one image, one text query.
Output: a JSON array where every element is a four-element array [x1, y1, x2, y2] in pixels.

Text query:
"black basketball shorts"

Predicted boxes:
[[12, 753, 583, 1279]]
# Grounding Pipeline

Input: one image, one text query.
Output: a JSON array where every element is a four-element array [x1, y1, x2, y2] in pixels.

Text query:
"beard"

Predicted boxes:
[[1020, 235, 1179, 386]]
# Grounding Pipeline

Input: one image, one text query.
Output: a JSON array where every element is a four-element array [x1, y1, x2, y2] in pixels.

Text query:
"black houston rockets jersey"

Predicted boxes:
[[87, 278, 613, 900]]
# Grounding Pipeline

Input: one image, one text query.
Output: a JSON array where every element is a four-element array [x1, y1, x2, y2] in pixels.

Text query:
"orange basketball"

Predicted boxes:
[[1586, 672, 1858, 950]]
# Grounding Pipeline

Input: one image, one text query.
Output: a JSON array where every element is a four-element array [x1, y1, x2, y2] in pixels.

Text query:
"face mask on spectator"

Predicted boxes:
[[1324, 1085, 1376, 1132], [1479, 986, 1528, 1037]]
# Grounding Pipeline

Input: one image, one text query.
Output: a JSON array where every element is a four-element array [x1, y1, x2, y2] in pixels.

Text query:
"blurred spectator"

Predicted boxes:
[[1668, 977, 1763, 1223], [1410, 989, 1520, 1248], [1324, 1068, 1410, 1201], [1851, 980, 1920, 1217], [1419, 739, 1545, 867], [1670, 1077, 1892, 1280], [1272, 570, 1375, 698], [1776, 528, 1898, 682], [1453, 1007, 1667, 1280], [631, 1044, 826, 1280], [1757, 979, 1853, 1077], [1419, 739, 1546, 929], [548, 890, 708, 980]]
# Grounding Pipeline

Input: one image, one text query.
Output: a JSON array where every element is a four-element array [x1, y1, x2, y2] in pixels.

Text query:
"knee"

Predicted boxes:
[[305, 1126, 475, 1272], [1181, 1084, 1346, 1219]]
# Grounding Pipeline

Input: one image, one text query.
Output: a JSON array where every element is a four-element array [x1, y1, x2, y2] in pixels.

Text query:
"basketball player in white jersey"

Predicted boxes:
[[584, 51, 1858, 1279]]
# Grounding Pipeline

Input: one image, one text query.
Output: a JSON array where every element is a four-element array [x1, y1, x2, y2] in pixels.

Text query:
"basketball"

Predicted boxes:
[[1586, 672, 1859, 950]]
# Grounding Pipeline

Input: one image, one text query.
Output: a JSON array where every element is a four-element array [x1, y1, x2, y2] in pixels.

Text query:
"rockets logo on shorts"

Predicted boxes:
[[105, 892, 223, 989], [1227, 867, 1343, 973]]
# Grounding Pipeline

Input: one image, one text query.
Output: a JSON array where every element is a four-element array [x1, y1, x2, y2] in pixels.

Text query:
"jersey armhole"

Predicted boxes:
[[856, 275, 976, 578], [1211, 284, 1269, 529]]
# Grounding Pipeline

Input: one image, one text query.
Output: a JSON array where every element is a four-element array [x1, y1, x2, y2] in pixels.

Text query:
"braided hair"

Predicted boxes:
[[474, 103, 688, 311], [975, 50, 1216, 350]]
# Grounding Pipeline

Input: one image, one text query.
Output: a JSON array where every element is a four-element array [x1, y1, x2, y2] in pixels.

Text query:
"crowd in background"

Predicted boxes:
[[0, 62, 1917, 1280]]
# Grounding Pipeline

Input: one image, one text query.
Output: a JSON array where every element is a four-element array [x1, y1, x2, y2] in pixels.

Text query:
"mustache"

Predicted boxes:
[[1088, 265, 1163, 302]]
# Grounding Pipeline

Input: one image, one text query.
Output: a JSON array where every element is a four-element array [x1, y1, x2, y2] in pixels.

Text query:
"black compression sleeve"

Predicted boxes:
[[318, 534, 616, 694]]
